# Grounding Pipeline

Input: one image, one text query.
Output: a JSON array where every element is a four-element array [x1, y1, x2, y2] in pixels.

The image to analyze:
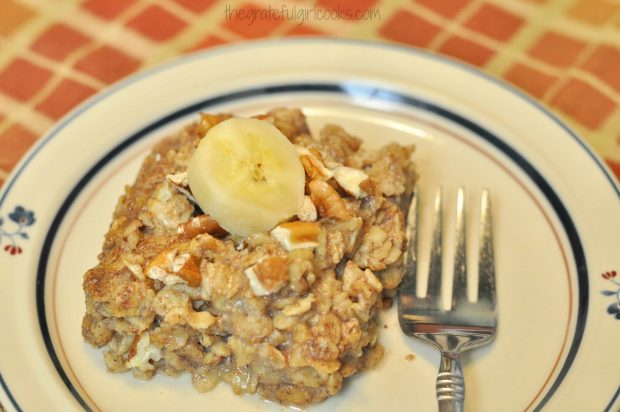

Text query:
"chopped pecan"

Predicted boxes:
[[295, 146, 333, 180], [308, 179, 351, 220], [271, 221, 321, 251], [178, 214, 228, 239], [244, 255, 290, 296], [146, 247, 201, 287], [333, 166, 369, 198], [175, 255, 201, 287]]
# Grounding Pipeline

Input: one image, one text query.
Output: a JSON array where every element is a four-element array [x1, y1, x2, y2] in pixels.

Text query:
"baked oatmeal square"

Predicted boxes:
[[82, 108, 416, 406]]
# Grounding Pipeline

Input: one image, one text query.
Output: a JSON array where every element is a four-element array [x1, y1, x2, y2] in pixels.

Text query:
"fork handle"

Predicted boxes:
[[436, 352, 465, 412]]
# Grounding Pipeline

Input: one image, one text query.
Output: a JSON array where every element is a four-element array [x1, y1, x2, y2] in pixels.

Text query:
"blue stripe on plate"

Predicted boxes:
[[604, 385, 620, 412], [0, 371, 22, 412], [31, 83, 589, 411]]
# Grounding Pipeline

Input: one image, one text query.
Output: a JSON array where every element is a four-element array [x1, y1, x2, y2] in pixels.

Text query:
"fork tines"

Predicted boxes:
[[405, 186, 496, 311]]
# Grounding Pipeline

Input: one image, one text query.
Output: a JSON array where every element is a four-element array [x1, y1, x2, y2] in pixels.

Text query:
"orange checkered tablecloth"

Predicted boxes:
[[0, 0, 620, 188]]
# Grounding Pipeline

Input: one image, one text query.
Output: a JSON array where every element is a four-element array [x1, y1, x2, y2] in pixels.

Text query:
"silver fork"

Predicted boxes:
[[398, 187, 497, 412]]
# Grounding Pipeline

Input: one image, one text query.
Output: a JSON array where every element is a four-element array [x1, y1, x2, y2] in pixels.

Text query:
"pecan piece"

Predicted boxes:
[[309, 179, 351, 220], [178, 214, 227, 239]]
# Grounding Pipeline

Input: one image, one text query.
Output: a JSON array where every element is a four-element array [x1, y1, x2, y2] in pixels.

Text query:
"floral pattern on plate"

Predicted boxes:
[[0, 205, 36, 255], [602, 270, 620, 319]]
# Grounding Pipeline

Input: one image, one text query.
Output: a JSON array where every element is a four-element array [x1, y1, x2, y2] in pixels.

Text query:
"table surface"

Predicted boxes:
[[1, 0, 620, 188]]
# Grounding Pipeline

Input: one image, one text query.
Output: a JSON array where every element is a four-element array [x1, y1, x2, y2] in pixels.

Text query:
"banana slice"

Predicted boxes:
[[187, 117, 305, 237]]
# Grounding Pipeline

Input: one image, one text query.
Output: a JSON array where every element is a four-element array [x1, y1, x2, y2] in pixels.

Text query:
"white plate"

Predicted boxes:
[[0, 39, 619, 412]]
